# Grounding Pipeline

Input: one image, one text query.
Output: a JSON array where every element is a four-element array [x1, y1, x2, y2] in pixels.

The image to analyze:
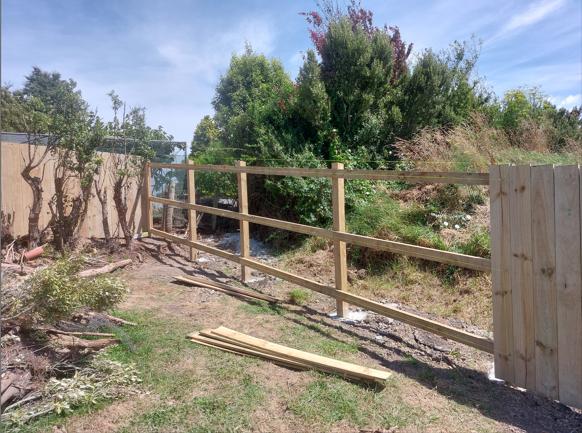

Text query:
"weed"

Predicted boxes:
[[288, 288, 311, 305]]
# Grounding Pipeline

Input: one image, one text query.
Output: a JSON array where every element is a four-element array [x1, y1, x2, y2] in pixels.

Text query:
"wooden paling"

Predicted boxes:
[[188, 327, 390, 383], [174, 275, 279, 303], [210, 327, 391, 381]]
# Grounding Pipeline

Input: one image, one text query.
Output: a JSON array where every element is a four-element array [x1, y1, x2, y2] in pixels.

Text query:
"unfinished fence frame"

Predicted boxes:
[[144, 161, 494, 354]]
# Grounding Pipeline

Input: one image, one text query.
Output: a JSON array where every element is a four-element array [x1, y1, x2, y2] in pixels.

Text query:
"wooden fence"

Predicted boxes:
[[145, 161, 494, 354], [1, 140, 145, 238], [146, 161, 582, 408], [490, 165, 582, 408]]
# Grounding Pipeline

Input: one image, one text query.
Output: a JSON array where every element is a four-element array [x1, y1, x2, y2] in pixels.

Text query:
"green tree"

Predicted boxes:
[[20, 67, 104, 250], [320, 18, 394, 151], [105, 91, 170, 247], [0, 86, 28, 131], [191, 115, 219, 157], [400, 40, 486, 138], [293, 50, 332, 157], [213, 45, 295, 162]]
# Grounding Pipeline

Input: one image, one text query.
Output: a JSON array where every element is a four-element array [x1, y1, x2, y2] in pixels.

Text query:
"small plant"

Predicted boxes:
[[2, 353, 141, 425], [457, 229, 491, 258], [24, 256, 129, 324], [288, 289, 311, 306]]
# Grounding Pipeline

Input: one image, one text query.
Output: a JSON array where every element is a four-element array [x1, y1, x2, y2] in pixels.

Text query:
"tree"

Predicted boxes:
[[319, 17, 394, 151], [104, 91, 172, 248], [20, 67, 103, 250], [293, 50, 332, 157], [213, 45, 295, 162], [190, 115, 219, 157], [400, 40, 486, 138], [0, 85, 28, 131]]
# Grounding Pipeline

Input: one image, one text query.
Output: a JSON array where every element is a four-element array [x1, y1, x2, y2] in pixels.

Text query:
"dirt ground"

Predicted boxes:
[[26, 236, 582, 433]]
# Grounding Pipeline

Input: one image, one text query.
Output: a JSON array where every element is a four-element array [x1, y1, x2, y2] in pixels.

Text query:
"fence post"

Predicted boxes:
[[143, 162, 153, 235], [236, 160, 251, 282], [187, 159, 198, 261], [332, 162, 348, 317]]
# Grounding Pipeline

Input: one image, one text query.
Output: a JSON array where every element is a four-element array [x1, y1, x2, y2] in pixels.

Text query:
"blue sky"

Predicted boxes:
[[2, 0, 581, 143]]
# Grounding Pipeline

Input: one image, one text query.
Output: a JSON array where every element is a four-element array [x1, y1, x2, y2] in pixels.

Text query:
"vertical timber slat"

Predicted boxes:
[[509, 165, 536, 390], [555, 165, 582, 407], [490, 165, 514, 382], [143, 162, 153, 234], [531, 165, 559, 399], [332, 162, 348, 317], [187, 159, 198, 261], [236, 160, 251, 282]]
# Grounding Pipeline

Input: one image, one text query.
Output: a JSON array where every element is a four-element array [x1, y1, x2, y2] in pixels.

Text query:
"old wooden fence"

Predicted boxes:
[[145, 161, 582, 409], [1, 140, 145, 238]]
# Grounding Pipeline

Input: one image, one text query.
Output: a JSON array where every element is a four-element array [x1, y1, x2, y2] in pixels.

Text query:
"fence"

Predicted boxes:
[[1, 140, 145, 238], [490, 165, 582, 408], [145, 161, 494, 354], [146, 161, 582, 408]]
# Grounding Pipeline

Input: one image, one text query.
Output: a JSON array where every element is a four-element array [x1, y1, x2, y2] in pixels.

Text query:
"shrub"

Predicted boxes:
[[288, 289, 311, 306], [25, 257, 129, 323]]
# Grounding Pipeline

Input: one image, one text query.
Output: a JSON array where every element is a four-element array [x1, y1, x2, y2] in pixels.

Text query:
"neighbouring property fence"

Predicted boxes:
[[146, 161, 582, 409], [490, 165, 582, 408], [1, 139, 145, 238]]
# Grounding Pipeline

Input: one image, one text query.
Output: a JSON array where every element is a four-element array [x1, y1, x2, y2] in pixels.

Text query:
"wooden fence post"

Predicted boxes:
[[332, 162, 348, 317], [187, 160, 198, 261], [143, 162, 153, 235], [236, 160, 251, 282]]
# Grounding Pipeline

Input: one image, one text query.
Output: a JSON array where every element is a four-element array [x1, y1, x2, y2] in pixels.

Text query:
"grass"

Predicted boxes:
[[288, 375, 424, 430], [9, 289, 498, 432], [288, 288, 311, 305]]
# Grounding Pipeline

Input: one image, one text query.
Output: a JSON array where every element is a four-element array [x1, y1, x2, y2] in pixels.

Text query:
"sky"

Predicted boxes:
[[2, 0, 581, 144]]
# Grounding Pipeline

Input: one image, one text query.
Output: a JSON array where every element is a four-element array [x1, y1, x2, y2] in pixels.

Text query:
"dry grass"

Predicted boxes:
[[394, 113, 581, 172]]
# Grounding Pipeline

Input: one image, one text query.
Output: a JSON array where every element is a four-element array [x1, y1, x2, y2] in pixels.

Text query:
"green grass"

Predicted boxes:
[[347, 192, 446, 252], [239, 300, 285, 315], [288, 288, 311, 305], [288, 375, 423, 429]]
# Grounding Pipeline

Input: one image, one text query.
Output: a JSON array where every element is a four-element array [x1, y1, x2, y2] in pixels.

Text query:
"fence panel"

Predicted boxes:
[[491, 164, 582, 409]]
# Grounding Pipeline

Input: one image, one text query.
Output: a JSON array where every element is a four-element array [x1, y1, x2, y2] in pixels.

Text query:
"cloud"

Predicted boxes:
[[555, 94, 582, 108], [489, 0, 565, 42]]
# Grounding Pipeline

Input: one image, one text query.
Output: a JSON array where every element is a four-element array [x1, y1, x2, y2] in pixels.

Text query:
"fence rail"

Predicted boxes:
[[145, 161, 493, 354]]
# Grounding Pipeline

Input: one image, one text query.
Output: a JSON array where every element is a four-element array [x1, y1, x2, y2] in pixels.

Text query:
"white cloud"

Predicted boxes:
[[555, 94, 582, 108], [489, 0, 565, 42]]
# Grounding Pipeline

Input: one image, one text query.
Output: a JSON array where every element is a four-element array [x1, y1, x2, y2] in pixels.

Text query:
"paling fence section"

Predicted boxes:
[[145, 161, 494, 355], [490, 165, 582, 408], [0, 140, 144, 238]]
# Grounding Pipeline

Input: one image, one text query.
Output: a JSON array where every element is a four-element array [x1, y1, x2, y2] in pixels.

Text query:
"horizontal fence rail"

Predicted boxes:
[[149, 196, 491, 272], [145, 161, 493, 354], [150, 162, 490, 185], [149, 227, 494, 354]]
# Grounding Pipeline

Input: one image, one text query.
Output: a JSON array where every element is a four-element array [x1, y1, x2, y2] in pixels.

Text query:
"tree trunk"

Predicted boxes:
[[113, 178, 132, 248], [21, 168, 43, 249], [95, 181, 112, 245]]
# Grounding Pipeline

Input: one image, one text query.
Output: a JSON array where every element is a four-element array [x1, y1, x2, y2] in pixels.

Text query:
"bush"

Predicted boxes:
[[25, 257, 129, 323], [288, 289, 311, 306]]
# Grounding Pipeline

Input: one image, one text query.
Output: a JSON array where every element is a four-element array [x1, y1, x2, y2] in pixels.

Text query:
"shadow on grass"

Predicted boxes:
[[137, 237, 582, 433]]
